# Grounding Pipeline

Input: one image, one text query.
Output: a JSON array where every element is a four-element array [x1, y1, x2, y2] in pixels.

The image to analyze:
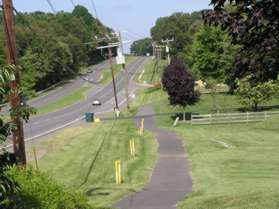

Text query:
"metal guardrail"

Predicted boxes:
[[191, 111, 279, 125]]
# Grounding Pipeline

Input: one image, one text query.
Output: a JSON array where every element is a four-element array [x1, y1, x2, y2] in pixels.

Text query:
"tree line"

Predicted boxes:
[[0, 5, 109, 96], [132, 1, 279, 110]]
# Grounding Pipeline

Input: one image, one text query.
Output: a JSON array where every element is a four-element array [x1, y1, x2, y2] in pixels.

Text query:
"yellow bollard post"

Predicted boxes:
[[118, 160, 121, 184], [115, 160, 119, 184], [132, 139, 135, 156], [129, 140, 133, 156], [33, 146, 39, 170], [115, 160, 122, 184], [139, 118, 145, 135], [130, 139, 136, 157]]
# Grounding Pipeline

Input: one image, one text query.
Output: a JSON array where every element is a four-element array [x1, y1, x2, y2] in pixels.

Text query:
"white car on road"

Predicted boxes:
[[92, 100, 102, 106]]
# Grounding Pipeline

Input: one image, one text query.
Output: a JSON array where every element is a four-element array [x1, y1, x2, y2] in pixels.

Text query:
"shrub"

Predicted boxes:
[[162, 59, 200, 108], [6, 167, 92, 209], [0, 152, 18, 209], [235, 77, 279, 110]]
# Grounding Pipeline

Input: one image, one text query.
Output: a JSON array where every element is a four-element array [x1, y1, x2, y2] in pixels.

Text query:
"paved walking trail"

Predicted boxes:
[[115, 106, 192, 209]]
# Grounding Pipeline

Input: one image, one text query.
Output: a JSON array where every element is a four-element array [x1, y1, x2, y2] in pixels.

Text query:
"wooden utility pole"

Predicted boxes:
[[108, 47, 119, 110], [118, 31, 130, 110], [2, 0, 26, 165], [162, 38, 174, 65]]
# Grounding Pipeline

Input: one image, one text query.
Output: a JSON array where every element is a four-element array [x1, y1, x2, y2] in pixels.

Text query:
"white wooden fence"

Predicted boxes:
[[191, 111, 279, 125]]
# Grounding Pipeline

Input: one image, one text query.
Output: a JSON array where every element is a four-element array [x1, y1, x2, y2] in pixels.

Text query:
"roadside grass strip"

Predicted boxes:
[[100, 56, 136, 84], [37, 86, 89, 115], [30, 120, 157, 208], [136, 59, 167, 84]]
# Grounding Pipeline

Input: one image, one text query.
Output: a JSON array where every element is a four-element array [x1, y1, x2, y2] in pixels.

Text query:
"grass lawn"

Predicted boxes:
[[174, 115, 279, 209], [135, 59, 167, 84], [134, 86, 279, 117], [100, 56, 136, 84], [31, 119, 157, 208], [37, 85, 89, 115], [131, 83, 279, 209]]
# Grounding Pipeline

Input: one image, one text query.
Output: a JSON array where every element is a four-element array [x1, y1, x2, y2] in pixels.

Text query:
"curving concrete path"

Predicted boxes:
[[115, 106, 192, 209]]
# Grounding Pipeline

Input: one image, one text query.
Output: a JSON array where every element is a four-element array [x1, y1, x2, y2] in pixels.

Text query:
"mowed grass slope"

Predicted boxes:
[[175, 115, 279, 209], [35, 119, 157, 208], [135, 59, 167, 84], [134, 84, 279, 208]]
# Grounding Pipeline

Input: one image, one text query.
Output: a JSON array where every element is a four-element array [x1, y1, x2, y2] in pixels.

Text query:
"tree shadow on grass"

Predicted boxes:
[[237, 104, 279, 112], [10, 193, 41, 209], [145, 86, 161, 94], [85, 186, 137, 196]]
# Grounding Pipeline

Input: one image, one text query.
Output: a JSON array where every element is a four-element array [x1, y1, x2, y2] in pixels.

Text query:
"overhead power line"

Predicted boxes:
[[122, 30, 146, 39], [90, 0, 99, 20], [70, 0, 75, 7], [46, 0, 56, 13]]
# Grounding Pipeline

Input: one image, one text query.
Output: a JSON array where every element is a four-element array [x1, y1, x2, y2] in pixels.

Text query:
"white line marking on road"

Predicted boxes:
[[4, 89, 139, 149], [3, 58, 149, 149], [138, 69, 145, 81]]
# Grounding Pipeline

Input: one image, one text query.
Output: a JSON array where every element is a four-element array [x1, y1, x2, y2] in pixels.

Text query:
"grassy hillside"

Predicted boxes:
[[30, 119, 157, 208], [176, 115, 279, 209], [132, 82, 279, 209]]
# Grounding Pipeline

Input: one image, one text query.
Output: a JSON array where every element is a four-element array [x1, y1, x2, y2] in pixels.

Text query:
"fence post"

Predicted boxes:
[[173, 117, 179, 127], [246, 112, 249, 123], [191, 114, 193, 125], [183, 112, 186, 121], [264, 112, 267, 121]]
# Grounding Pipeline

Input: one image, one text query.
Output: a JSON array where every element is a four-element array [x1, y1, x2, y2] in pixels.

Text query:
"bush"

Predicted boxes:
[[0, 152, 18, 209], [162, 59, 200, 108], [235, 77, 279, 110], [5, 167, 92, 209]]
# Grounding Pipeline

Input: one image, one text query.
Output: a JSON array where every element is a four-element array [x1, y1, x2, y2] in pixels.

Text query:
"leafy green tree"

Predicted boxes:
[[235, 76, 279, 110], [0, 66, 21, 208], [72, 5, 99, 38], [190, 26, 237, 83], [131, 38, 153, 56], [189, 26, 238, 111], [151, 12, 202, 56], [162, 59, 199, 108], [203, 0, 279, 84], [0, 6, 109, 96]]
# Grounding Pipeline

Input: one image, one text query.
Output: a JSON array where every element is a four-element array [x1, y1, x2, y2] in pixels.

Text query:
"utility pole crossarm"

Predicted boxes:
[[96, 35, 120, 110], [96, 43, 120, 49], [162, 38, 174, 65]]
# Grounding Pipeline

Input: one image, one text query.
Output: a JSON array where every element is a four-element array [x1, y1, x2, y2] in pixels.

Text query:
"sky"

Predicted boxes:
[[13, 0, 212, 52]]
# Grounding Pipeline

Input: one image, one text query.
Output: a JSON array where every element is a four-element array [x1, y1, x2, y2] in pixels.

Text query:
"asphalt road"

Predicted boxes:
[[23, 56, 149, 142], [1, 60, 110, 113], [27, 61, 110, 109]]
